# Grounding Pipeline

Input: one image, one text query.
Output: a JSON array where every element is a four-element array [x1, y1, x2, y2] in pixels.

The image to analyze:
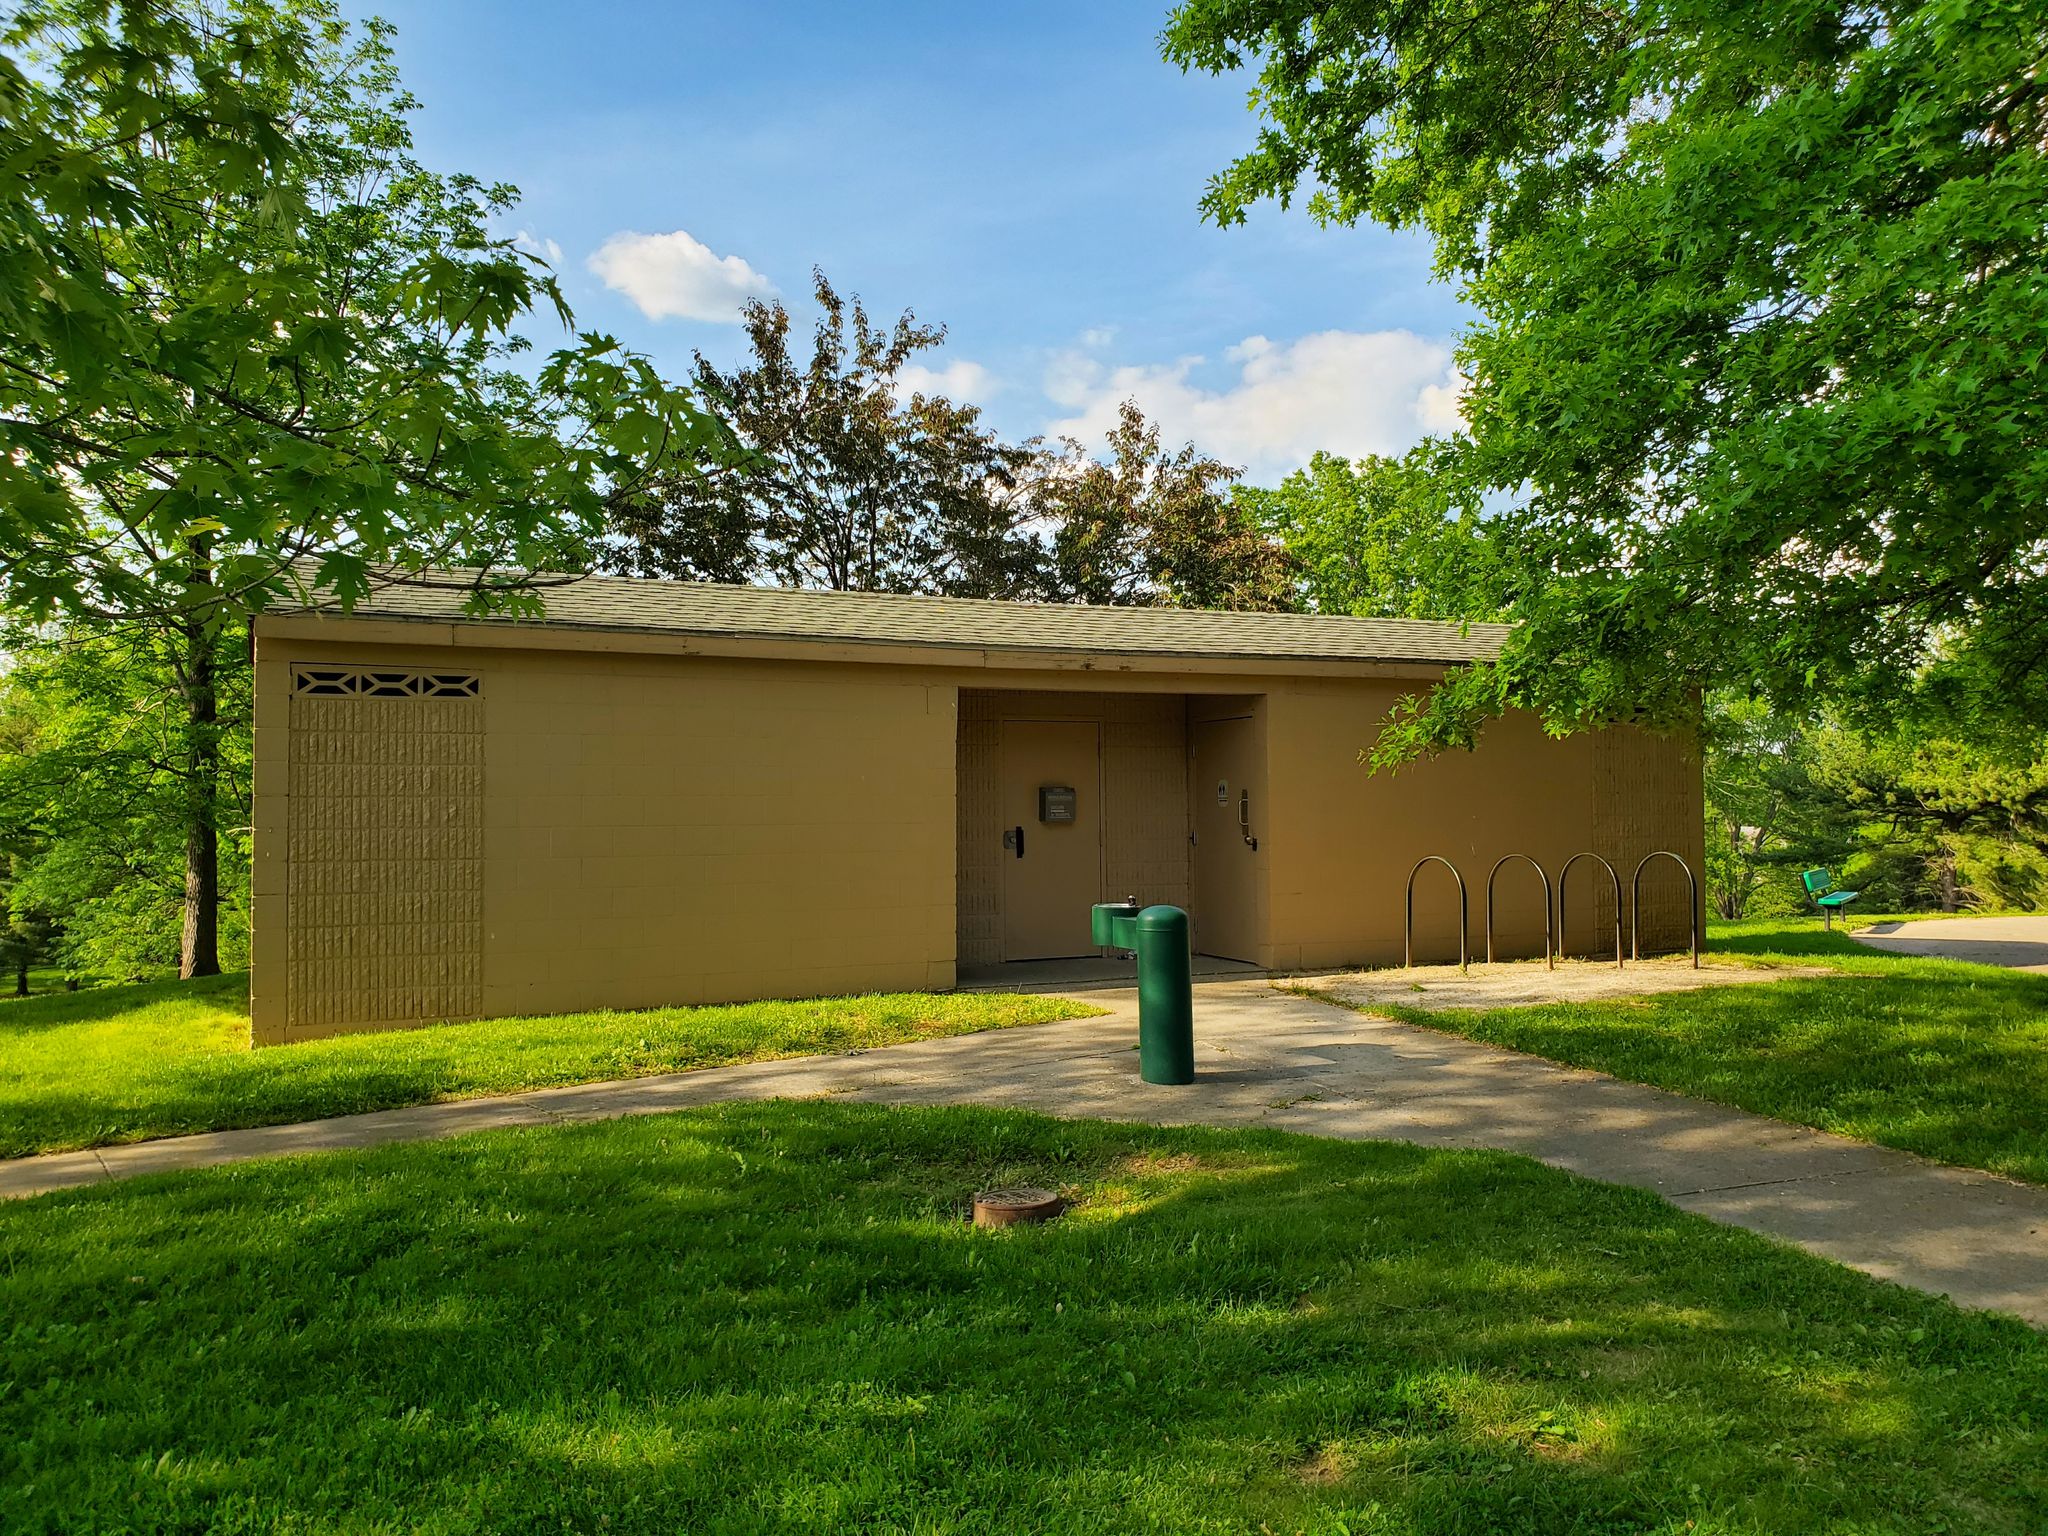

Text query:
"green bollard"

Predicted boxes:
[[1091, 901, 1195, 1085]]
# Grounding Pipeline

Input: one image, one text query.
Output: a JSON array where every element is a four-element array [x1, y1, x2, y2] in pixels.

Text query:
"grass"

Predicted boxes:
[[0, 965, 108, 1000], [1308, 915, 2048, 1184], [0, 973, 1097, 1160], [2, 1101, 2043, 1534]]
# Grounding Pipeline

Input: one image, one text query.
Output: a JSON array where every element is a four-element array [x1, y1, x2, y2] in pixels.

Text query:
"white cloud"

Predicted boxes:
[[587, 229, 776, 323], [512, 229, 563, 266], [1417, 370, 1468, 434], [891, 360, 999, 406], [1044, 329, 1465, 480]]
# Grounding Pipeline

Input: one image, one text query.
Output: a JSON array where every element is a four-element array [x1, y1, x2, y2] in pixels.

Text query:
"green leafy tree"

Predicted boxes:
[[1700, 692, 2048, 916], [1699, 695, 1837, 919], [1165, 0, 2048, 760], [0, 627, 252, 979], [1810, 720, 2048, 913], [0, 664, 51, 995], [1232, 444, 1503, 620], [0, 895, 56, 996], [0, 834, 58, 996], [1037, 400, 1296, 611], [2, 0, 721, 618], [614, 303, 1296, 612], [1, 0, 724, 972], [610, 270, 1043, 598]]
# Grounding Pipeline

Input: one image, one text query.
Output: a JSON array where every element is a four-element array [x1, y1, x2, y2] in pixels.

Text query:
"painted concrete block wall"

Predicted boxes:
[[1258, 681, 1700, 970], [956, 690, 1189, 967], [1591, 720, 1708, 956], [252, 623, 1704, 1045], [255, 638, 957, 1044]]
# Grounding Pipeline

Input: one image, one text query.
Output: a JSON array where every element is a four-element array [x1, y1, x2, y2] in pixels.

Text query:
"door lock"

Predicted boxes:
[[1002, 825, 1025, 858]]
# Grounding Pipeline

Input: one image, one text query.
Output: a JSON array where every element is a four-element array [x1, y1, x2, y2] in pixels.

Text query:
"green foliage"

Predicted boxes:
[[1166, 0, 2048, 756], [4, 1101, 2043, 1530], [0, 849, 55, 994], [0, 704, 58, 988], [0, 627, 252, 977], [1702, 688, 2048, 917], [0, 0, 732, 975], [0, 0, 726, 627], [1232, 443, 1503, 619], [1037, 399, 1296, 611], [612, 286, 1295, 610], [610, 269, 1042, 597], [1810, 716, 2048, 911], [0, 974, 1095, 1157], [1315, 917, 2048, 1182], [1701, 694, 1834, 919]]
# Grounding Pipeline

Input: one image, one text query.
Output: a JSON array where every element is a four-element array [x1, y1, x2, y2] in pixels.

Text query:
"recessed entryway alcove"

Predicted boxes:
[[954, 688, 1265, 985]]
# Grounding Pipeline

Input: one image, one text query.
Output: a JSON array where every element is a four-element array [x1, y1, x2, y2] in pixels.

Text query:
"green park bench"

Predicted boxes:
[[1801, 867, 1860, 930]]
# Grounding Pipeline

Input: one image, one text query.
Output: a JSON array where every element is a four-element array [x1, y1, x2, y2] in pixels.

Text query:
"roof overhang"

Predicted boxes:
[[254, 610, 1466, 682]]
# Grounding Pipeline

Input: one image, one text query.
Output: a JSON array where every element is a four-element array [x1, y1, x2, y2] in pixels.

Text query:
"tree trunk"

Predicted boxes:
[[179, 541, 221, 980], [14, 955, 27, 997], [1715, 821, 1746, 920], [1936, 842, 1960, 914]]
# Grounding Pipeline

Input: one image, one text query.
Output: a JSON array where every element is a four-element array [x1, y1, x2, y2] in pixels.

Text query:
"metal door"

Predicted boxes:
[[1189, 715, 1259, 962], [999, 720, 1102, 960]]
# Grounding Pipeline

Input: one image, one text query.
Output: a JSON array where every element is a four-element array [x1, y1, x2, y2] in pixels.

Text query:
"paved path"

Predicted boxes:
[[1854, 915, 2048, 973], [5, 981, 2046, 1326], [1303, 953, 1833, 1011]]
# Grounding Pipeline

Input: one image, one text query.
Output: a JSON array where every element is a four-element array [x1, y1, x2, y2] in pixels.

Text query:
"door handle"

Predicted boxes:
[[1003, 825, 1025, 858]]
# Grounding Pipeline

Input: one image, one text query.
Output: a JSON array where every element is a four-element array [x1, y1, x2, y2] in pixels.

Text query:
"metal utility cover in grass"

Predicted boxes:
[[973, 1187, 1063, 1227]]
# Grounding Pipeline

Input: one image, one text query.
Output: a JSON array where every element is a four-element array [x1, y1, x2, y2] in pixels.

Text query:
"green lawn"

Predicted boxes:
[[0, 974, 1096, 1160], [2, 1102, 2041, 1533], [0, 964, 114, 1000], [1307, 915, 2048, 1184]]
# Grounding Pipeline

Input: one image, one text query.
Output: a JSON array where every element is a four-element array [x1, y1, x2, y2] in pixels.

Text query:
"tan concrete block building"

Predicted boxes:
[[249, 576, 1703, 1045]]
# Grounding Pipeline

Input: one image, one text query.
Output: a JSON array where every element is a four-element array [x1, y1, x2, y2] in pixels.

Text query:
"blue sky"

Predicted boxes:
[[348, 0, 1468, 483]]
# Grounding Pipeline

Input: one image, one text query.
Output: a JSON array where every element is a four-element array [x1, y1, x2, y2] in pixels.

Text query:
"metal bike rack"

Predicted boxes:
[[1485, 854, 1554, 969], [1404, 856, 1469, 970], [1557, 852, 1625, 969], [1630, 851, 1702, 968]]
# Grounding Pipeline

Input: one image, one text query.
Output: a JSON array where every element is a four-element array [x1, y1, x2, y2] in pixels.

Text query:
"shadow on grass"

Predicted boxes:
[[2, 1102, 2042, 1534], [0, 970, 247, 1035], [1708, 917, 1930, 962]]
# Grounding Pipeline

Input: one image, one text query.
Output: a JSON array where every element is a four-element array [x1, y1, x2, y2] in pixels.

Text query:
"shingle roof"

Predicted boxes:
[[314, 571, 1509, 667]]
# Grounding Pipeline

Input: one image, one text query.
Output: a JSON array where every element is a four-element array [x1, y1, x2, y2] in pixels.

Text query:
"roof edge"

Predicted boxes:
[[254, 610, 1473, 678]]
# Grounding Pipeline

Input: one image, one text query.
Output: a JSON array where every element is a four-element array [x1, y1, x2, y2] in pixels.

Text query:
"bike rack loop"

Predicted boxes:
[[1404, 856, 1469, 970], [1630, 850, 1702, 969], [1485, 853, 1555, 970], [1557, 852, 1625, 970]]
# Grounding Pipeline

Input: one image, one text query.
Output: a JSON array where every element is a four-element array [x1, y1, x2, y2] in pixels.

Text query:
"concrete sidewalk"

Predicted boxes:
[[5, 980, 2046, 1326], [1855, 915, 2048, 974]]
